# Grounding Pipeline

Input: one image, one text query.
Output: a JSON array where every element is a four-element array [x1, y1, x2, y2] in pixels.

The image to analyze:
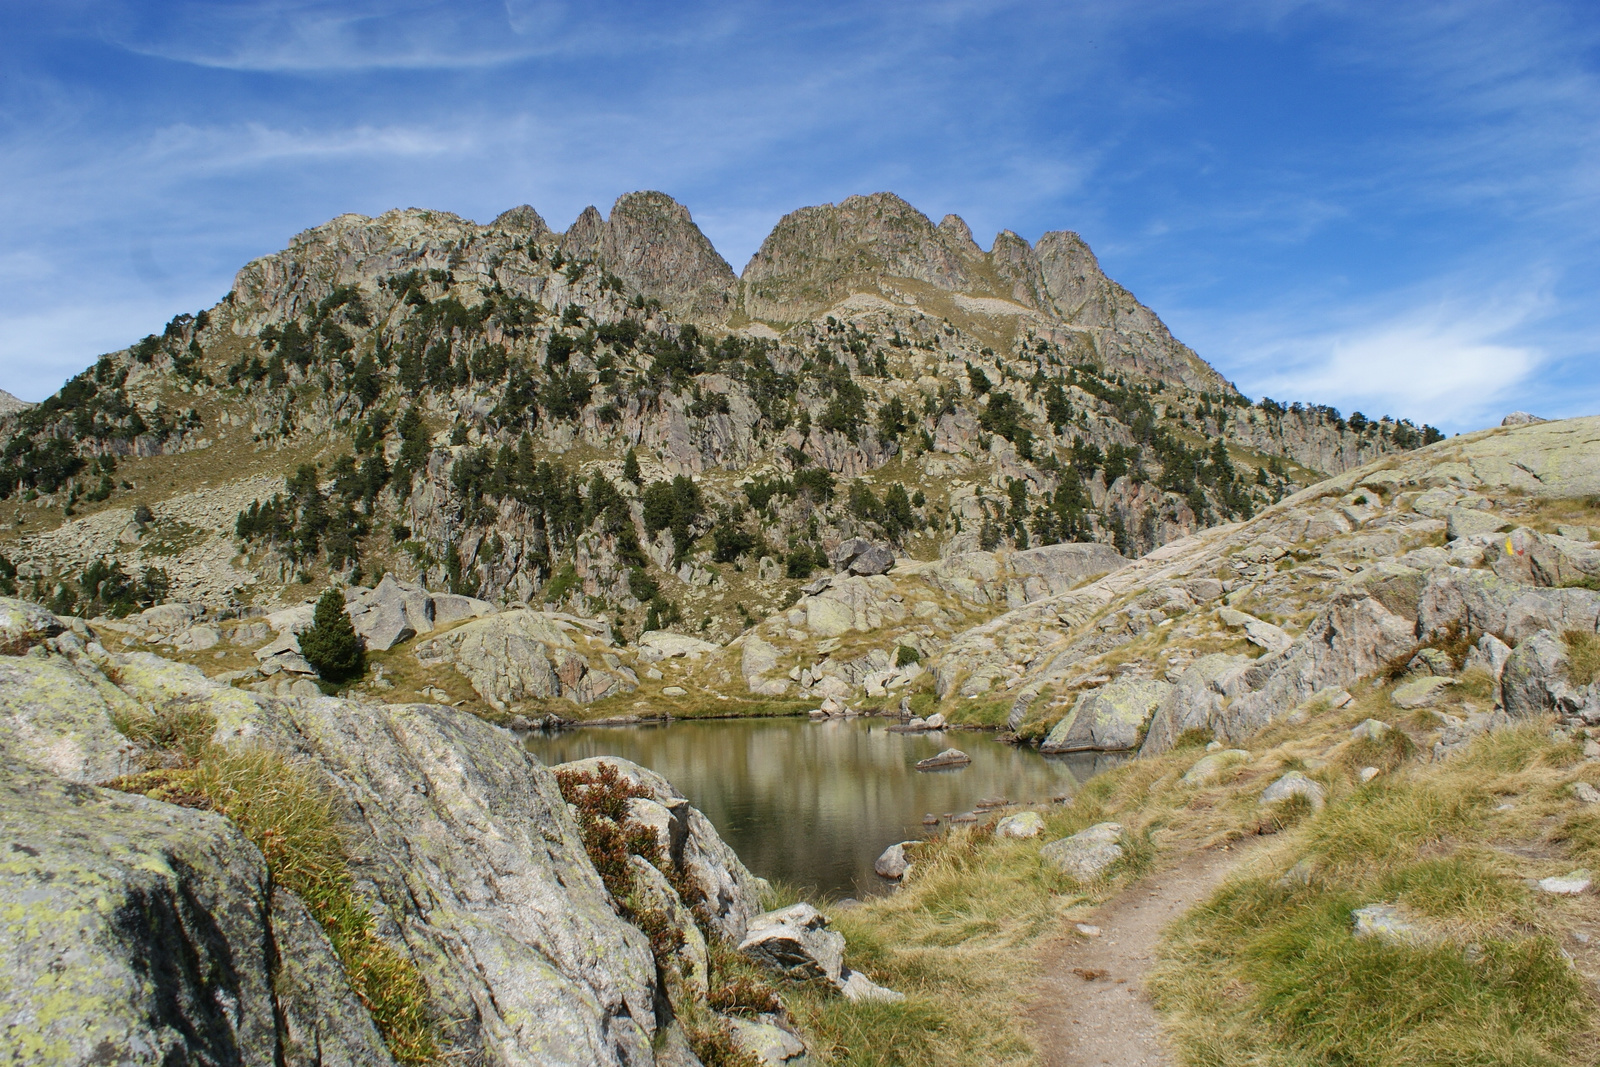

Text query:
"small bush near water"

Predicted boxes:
[[107, 704, 438, 1064], [556, 762, 771, 1067]]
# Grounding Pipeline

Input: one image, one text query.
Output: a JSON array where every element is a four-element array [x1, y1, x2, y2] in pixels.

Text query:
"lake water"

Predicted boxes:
[[523, 717, 1121, 899]]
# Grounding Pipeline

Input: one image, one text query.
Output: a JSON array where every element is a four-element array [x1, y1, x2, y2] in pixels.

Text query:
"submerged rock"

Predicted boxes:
[[916, 747, 972, 769]]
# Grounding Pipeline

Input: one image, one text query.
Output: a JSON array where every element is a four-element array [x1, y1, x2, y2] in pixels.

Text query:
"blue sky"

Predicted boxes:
[[2, 1, 1597, 432]]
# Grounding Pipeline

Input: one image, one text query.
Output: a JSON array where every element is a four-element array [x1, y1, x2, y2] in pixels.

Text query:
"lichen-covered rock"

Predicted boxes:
[[2, 634, 671, 1067], [0, 643, 141, 783], [0, 756, 393, 1067], [1259, 771, 1326, 812], [1039, 822, 1125, 880], [413, 608, 632, 708], [0, 596, 64, 654], [1042, 677, 1174, 753], [737, 903, 845, 987], [995, 811, 1046, 838], [557, 756, 767, 942]]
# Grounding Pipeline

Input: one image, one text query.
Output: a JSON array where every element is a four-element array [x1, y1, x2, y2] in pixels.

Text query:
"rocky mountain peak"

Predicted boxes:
[[561, 191, 736, 322], [739, 192, 981, 323], [937, 213, 982, 253], [491, 204, 551, 235], [0, 389, 31, 417]]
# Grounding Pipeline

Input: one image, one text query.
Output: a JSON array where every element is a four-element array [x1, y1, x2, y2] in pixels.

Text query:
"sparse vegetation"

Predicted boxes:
[[105, 704, 440, 1065]]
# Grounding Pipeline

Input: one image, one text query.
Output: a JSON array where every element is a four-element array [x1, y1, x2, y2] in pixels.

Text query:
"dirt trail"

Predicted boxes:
[[1027, 843, 1258, 1067]]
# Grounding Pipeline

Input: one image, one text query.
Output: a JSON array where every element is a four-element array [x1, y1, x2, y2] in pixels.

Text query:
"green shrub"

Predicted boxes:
[[298, 587, 365, 682], [894, 645, 922, 668]]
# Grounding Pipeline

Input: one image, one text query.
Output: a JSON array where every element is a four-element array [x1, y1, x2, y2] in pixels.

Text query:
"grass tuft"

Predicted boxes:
[[106, 707, 440, 1064], [1563, 630, 1600, 686]]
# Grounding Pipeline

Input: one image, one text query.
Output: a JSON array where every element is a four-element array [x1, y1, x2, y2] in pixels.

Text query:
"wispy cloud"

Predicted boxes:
[[1219, 289, 1552, 430]]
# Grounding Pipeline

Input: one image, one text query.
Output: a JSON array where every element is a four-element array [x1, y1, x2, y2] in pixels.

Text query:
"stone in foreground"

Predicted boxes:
[[1352, 903, 1434, 945], [1181, 749, 1250, 785], [996, 811, 1046, 838], [1259, 771, 1326, 812], [1040, 822, 1125, 881], [1537, 869, 1592, 895], [726, 1015, 807, 1065], [840, 969, 906, 1003], [737, 903, 846, 987]]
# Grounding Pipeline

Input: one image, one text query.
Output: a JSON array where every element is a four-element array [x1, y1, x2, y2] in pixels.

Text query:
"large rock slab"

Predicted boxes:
[[414, 609, 633, 708], [1042, 676, 1174, 753], [0, 756, 392, 1067], [0, 639, 141, 783]]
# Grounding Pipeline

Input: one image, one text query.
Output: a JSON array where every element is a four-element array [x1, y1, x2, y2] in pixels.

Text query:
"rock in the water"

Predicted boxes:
[[737, 903, 845, 987], [1040, 822, 1125, 880], [1259, 770, 1326, 811], [1538, 869, 1592, 895], [874, 841, 912, 879], [1180, 749, 1250, 784], [1042, 676, 1174, 753], [995, 811, 1046, 838], [916, 747, 972, 769]]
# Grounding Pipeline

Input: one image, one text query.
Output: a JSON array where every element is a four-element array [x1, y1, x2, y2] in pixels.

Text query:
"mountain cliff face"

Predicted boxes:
[[561, 191, 738, 322], [738, 193, 1225, 392]]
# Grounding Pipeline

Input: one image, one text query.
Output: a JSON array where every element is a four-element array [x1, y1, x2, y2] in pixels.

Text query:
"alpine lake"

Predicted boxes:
[[523, 716, 1119, 899]]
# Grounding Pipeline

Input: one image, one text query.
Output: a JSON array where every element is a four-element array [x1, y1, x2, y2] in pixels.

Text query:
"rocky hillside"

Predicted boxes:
[[0, 191, 1440, 718]]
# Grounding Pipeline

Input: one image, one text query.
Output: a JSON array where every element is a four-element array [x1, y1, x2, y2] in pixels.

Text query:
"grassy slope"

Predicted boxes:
[[788, 677, 1600, 1066]]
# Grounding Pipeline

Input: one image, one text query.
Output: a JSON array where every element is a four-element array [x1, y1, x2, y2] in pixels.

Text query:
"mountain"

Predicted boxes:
[[0, 190, 1442, 715], [0, 389, 31, 417]]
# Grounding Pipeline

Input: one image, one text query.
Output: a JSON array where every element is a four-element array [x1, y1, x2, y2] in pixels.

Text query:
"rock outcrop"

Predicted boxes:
[[0, 612, 767, 1066]]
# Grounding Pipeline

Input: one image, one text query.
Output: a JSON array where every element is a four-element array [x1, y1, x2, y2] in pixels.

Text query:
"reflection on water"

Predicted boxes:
[[524, 717, 1121, 899]]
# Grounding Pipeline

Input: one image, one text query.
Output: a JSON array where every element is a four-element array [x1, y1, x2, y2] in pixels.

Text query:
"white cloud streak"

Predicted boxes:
[[1218, 291, 1552, 430]]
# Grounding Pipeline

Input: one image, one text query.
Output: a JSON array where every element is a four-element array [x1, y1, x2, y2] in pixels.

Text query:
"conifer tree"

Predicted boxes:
[[299, 587, 365, 683], [622, 447, 642, 486]]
